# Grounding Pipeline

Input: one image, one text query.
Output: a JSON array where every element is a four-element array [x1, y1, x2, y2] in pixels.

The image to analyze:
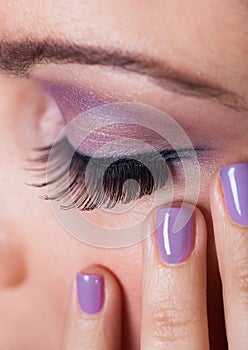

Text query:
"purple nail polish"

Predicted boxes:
[[156, 207, 194, 264], [76, 274, 103, 314], [220, 162, 248, 227]]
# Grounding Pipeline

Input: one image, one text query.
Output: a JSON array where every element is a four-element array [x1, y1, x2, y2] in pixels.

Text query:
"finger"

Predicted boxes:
[[141, 206, 209, 350], [62, 266, 122, 350], [210, 162, 248, 350]]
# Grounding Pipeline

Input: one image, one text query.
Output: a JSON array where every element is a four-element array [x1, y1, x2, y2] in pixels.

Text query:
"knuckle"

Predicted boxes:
[[147, 298, 203, 345]]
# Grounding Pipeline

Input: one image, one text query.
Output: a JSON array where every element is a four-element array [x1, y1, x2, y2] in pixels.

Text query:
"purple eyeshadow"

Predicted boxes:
[[35, 79, 212, 159], [37, 80, 110, 123]]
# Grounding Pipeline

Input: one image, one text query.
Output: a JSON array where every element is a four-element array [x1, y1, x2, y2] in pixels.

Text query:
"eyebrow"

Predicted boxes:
[[0, 39, 244, 110]]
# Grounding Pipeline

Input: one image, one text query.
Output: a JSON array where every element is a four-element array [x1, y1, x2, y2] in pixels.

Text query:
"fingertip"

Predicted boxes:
[[211, 163, 248, 228], [75, 265, 122, 317], [76, 273, 104, 315], [153, 204, 207, 266], [62, 266, 122, 349]]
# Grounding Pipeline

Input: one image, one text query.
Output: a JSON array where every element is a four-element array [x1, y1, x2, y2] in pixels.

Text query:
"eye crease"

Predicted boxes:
[[26, 135, 207, 211]]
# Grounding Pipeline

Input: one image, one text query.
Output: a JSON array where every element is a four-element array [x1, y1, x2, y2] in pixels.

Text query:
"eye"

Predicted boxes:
[[25, 81, 208, 211], [27, 134, 205, 211]]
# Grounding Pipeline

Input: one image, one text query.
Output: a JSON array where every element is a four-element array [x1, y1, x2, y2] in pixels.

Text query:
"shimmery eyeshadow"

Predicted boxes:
[[39, 80, 109, 122], [36, 80, 214, 159]]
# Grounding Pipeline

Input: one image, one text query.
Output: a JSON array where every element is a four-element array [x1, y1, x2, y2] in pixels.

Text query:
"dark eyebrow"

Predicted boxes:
[[0, 39, 244, 111]]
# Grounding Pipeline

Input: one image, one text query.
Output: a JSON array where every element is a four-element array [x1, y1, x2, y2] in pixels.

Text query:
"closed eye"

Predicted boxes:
[[26, 135, 207, 211]]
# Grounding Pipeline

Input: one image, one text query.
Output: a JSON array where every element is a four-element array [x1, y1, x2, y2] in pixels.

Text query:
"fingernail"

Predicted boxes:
[[220, 162, 248, 227], [76, 273, 103, 314], [156, 207, 195, 264]]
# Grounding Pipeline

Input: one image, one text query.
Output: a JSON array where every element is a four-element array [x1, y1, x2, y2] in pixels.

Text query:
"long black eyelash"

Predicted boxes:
[[26, 137, 199, 211]]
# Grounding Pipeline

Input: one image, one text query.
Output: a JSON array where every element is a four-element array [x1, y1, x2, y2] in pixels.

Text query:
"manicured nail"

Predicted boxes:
[[156, 207, 195, 264], [76, 273, 103, 314], [220, 162, 248, 227]]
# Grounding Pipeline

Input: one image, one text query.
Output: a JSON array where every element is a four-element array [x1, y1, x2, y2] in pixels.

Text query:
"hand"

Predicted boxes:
[[61, 162, 248, 349]]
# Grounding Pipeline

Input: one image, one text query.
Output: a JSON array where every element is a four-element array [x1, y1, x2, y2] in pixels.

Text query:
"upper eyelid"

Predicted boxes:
[[36, 80, 213, 162], [38, 79, 110, 115], [30, 65, 246, 113]]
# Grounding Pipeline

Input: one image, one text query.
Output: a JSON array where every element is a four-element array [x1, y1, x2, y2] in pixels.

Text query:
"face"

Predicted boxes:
[[0, 1, 247, 349]]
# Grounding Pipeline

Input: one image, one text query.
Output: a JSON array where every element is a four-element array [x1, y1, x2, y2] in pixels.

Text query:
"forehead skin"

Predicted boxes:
[[1, 0, 248, 100]]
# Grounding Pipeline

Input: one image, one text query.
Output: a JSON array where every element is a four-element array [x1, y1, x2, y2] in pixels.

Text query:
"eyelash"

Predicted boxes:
[[27, 136, 199, 211]]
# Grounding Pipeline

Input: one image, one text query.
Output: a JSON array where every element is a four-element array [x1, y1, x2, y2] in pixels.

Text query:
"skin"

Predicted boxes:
[[0, 0, 247, 349]]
